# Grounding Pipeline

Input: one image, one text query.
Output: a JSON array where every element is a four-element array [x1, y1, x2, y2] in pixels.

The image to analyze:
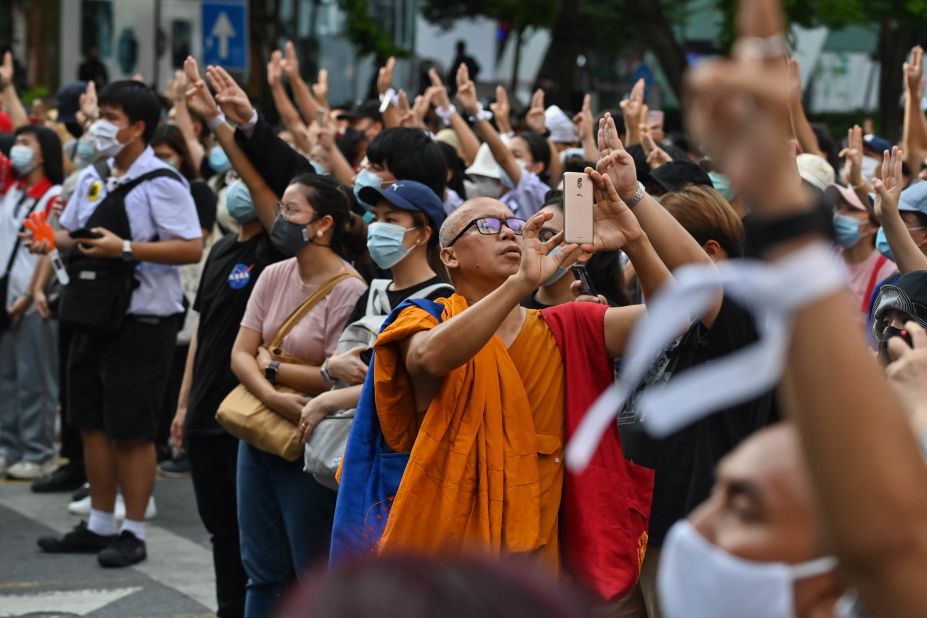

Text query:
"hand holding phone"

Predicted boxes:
[[570, 264, 597, 296], [69, 227, 104, 240]]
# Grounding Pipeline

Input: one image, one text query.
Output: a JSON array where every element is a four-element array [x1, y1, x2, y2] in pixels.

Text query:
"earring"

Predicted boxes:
[[316, 230, 323, 238]]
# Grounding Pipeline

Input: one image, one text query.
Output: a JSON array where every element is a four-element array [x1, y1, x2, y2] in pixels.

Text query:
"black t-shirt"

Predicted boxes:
[[185, 232, 285, 435], [190, 179, 217, 232], [346, 276, 452, 325], [621, 298, 780, 546]]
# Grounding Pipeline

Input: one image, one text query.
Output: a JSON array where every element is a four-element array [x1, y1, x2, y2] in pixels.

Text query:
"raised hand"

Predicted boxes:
[[839, 124, 865, 187], [580, 169, 643, 254], [525, 89, 547, 135], [77, 80, 98, 126], [172, 69, 188, 103], [786, 56, 802, 103], [641, 127, 672, 170], [205, 64, 254, 125], [873, 146, 905, 222], [281, 40, 300, 80], [490, 84, 512, 133], [455, 64, 479, 116], [620, 78, 646, 144], [377, 56, 396, 95], [0, 51, 12, 86], [312, 68, 329, 109], [905, 46, 925, 97], [267, 50, 284, 87], [515, 211, 579, 290], [427, 68, 451, 109], [573, 94, 594, 142], [410, 90, 433, 129], [183, 56, 221, 122], [595, 113, 640, 199]]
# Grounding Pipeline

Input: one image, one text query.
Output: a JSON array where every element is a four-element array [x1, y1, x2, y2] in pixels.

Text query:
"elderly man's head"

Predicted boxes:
[[659, 424, 856, 618], [439, 198, 527, 294]]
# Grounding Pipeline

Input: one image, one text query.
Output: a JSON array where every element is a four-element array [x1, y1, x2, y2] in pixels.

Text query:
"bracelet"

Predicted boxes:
[[435, 104, 456, 126], [241, 109, 258, 132], [379, 88, 398, 113], [467, 105, 493, 124], [320, 359, 334, 387], [732, 34, 789, 61], [623, 182, 646, 209], [206, 112, 227, 131]]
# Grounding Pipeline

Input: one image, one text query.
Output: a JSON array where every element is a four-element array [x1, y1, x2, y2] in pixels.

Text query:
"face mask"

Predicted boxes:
[[90, 119, 127, 159], [9, 144, 37, 175], [471, 176, 504, 199], [270, 213, 312, 256], [353, 168, 383, 208], [159, 157, 178, 170], [209, 146, 232, 174], [833, 213, 864, 248], [76, 137, 98, 165], [541, 245, 569, 288], [226, 182, 257, 223], [861, 156, 879, 181], [658, 520, 837, 618], [875, 227, 895, 261], [367, 221, 416, 269], [309, 159, 328, 176]]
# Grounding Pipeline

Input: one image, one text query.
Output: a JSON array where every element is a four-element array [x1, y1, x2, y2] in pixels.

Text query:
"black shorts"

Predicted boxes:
[[67, 315, 179, 441]]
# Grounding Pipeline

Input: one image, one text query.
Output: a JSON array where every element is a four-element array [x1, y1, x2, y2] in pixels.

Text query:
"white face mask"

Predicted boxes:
[[658, 520, 838, 618], [861, 156, 880, 181], [468, 176, 504, 199], [90, 119, 128, 159]]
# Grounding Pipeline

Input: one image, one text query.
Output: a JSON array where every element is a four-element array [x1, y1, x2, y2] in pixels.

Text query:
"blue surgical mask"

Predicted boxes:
[[541, 245, 569, 288], [76, 137, 97, 165], [367, 221, 415, 269], [226, 181, 256, 223], [10, 144, 37, 175], [159, 157, 178, 170], [875, 227, 895, 261], [833, 213, 864, 248], [209, 146, 232, 174], [309, 159, 328, 175], [354, 168, 383, 208]]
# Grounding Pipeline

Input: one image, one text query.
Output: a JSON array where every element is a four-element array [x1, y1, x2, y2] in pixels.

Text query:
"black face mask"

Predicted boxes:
[[270, 214, 312, 256], [878, 324, 906, 364]]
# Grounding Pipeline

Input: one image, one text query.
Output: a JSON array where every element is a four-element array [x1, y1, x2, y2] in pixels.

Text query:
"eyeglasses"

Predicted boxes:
[[275, 201, 316, 221], [445, 216, 527, 247]]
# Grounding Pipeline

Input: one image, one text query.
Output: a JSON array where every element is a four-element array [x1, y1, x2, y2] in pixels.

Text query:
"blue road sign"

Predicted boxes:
[[202, 1, 248, 70]]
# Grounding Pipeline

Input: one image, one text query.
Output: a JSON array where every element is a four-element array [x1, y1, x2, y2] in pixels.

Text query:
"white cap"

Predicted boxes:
[[465, 143, 503, 179], [796, 153, 835, 192], [545, 105, 578, 143]]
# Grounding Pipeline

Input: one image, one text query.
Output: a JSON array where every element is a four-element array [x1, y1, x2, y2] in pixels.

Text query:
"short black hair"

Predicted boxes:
[[289, 173, 366, 261], [436, 141, 466, 198], [16, 125, 64, 185], [366, 128, 447, 198], [98, 80, 162, 144], [151, 124, 197, 180], [516, 132, 551, 183]]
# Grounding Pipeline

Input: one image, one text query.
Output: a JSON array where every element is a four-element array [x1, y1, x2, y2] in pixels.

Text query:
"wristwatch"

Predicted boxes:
[[623, 182, 646, 209], [121, 239, 133, 261], [320, 359, 334, 387], [265, 360, 280, 385]]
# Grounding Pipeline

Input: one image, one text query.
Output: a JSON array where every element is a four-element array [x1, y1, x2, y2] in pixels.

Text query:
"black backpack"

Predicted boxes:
[[58, 165, 183, 333]]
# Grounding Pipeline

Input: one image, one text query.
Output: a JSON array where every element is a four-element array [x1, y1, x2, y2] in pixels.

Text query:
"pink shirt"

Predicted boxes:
[[241, 258, 367, 364], [845, 249, 896, 316]]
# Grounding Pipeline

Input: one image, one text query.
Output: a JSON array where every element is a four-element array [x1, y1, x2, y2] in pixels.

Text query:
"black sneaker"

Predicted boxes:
[[37, 521, 116, 553], [31, 464, 86, 493], [157, 455, 191, 478], [97, 531, 147, 567], [71, 483, 90, 502]]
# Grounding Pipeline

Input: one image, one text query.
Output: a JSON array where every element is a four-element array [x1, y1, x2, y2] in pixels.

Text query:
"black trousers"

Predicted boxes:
[[187, 432, 247, 618]]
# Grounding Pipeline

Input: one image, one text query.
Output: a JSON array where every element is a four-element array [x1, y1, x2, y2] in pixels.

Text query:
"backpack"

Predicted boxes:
[[304, 279, 452, 489], [58, 165, 184, 333]]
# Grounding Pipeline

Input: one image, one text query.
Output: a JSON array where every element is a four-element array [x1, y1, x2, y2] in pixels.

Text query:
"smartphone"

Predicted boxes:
[[563, 172, 593, 244], [69, 228, 103, 240], [571, 264, 597, 296]]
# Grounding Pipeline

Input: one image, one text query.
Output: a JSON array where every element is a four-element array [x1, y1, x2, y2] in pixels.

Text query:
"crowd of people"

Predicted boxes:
[[3, 0, 927, 615]]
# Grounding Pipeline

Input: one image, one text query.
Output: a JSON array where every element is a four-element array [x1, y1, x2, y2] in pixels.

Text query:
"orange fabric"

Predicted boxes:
[[374, 294, 565, 563]]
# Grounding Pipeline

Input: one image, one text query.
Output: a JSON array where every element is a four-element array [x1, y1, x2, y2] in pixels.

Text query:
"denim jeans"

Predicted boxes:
[[237, 440, 336, 618]]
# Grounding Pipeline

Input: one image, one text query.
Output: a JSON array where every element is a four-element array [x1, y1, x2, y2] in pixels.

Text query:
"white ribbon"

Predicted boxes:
[[565, 242, 849, 471]]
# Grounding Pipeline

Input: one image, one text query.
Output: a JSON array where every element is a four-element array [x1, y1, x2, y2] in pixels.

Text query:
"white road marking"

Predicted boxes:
[[0, 586, 142, 616]]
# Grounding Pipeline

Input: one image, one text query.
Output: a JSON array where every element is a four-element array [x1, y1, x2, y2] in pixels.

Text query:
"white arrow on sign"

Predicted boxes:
[[0, 587, 142, 617], [211, 11, 236, 60]]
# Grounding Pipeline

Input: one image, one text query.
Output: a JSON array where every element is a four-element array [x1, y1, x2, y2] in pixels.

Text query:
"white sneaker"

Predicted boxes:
[[68, 493, 157, 520], [7, 459, 57, 480]]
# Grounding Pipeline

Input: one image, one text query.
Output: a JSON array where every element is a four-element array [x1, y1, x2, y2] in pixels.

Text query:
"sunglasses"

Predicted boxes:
[[446, 216, 527, 247]]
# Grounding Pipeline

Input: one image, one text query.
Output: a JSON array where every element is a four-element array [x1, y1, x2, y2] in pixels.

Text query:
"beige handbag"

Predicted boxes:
[[216, 272, 358, 461]]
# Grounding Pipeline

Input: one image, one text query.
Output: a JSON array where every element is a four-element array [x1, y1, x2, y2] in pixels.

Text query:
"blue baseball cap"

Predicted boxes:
[[899, 181, 927, 216], [358, 180, 447, 232], [863, 134, 892, 155]]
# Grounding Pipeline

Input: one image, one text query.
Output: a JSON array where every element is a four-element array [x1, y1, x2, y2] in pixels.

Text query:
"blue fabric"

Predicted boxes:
[[329, 298, 444, 564], [237, 441, 336, 618]]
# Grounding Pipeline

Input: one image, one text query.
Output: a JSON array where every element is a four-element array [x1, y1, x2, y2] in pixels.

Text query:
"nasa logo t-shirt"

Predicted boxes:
[[228, 263, 254, 289]]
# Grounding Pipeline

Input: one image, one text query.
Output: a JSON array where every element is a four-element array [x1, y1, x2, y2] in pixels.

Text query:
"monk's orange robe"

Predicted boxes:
[[373, 294, 565, 563]]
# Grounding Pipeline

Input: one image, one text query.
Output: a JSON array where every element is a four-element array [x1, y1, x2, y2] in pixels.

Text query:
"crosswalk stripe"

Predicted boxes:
[[0, 586, 142, 617]]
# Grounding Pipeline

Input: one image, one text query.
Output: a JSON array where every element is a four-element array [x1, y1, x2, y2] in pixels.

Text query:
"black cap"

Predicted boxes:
[[649, 160, 714, 194], [338, 99, 382, 122], [0, 132, 13, 157], [55, 81, 88, 125]]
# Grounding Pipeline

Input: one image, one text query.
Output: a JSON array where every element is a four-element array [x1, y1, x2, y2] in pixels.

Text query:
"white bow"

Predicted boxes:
[[566, 242, 848, 471]]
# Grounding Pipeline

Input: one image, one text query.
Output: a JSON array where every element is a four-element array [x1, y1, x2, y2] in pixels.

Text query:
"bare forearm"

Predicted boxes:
[[903, 89, 927, 171], [473, 119, 520, 185], [881, 214, 927, 273], [582, 135, 599, 164], [289, 75, 319, 125], [277, 362, 327, 396], [177, 329, 197, 409], [449, 114, 480, 165], [326, 144, 356, 186], [790, 99, 823, 158], [271, 81, 306, 137], [408, 277, 528, 378], [624, 233, 671, 300], [173, 100, 205, 170], [2, 84, 28, 128], [547, 139, 562, 188], [231, 350, 276, 403], [633, 193, 714, 272], [131, 238, 202, 265], [31, 255, 53, 293], [213, 123, 278, 230]]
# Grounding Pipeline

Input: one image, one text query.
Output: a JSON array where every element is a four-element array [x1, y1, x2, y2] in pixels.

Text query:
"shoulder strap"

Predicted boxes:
[[115, 168, 184, 196], [366, 279, 392, 315], [267, 271, 361, 354], [93, 161, 110, 182], [4, 184, 57, 277], [406, 282, 454, 301], [863, 255, 889, 314]]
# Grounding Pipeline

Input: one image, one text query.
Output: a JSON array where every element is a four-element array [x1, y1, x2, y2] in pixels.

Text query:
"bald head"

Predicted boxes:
[[439, 198, 512, 247]]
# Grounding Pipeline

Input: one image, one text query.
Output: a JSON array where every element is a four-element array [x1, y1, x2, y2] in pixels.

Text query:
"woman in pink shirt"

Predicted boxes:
[[230, 174, 366, 617]]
